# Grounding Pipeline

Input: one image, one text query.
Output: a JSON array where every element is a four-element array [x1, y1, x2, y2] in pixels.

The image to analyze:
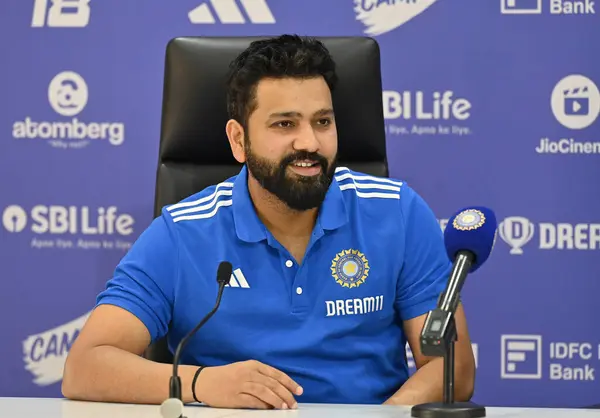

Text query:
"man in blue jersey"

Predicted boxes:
[[62, 35, 476, 409]]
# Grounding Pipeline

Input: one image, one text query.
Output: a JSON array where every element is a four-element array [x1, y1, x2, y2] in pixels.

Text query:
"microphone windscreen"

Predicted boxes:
[[160, 398, 184, 418], [444, 207, 497, 273], [216, 261, 233, 285]]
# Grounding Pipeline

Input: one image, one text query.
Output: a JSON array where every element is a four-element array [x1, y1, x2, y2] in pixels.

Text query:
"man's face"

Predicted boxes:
[[243, 76, 338, 211]]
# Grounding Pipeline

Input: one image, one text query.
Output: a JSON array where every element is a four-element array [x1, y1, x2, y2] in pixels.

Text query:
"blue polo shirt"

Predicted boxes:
[[96, 165, 451, 404]]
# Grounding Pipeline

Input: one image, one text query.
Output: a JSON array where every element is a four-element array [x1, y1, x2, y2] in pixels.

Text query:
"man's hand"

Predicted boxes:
[[195, 360, 304, 409]]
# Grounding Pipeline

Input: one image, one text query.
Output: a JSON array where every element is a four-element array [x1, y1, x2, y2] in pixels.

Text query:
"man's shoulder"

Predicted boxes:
[[333, 166, 414, 207], [159, 174, 238, 227]]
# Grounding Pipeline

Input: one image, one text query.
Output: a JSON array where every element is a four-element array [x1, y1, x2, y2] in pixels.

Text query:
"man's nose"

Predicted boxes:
[[293, 125, 319, 153]]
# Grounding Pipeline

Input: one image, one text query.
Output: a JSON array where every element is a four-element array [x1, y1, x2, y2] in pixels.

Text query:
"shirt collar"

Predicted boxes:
[[232, 165, 267, 243], [316, 173, 348, 232], [232, 165, 348, 243]]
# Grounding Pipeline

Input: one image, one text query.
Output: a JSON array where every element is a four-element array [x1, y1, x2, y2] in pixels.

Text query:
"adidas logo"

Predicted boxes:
[[225, 268, 250, 288], [189, 0, 275, 24]]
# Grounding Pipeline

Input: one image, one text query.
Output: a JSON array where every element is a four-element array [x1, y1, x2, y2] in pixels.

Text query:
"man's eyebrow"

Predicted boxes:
[[269, 111, 302, 118], [314, 108, 334, 117], [268, 108, 334, 118]]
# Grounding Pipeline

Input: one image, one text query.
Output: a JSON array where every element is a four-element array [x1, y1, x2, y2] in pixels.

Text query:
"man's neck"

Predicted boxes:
[[247, 175, 318, 238]]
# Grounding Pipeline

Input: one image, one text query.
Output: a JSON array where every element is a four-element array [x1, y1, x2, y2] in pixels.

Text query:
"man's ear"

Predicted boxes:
[[226, 119, 246, 163]]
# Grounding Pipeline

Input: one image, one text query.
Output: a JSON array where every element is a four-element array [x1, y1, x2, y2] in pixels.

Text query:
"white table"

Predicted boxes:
[[1, 397, 599, 418]]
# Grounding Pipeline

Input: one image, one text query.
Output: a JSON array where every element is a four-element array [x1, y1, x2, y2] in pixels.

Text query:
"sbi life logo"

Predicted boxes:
[[12, 71, 125, 149], [383, 90, 472, 120], [2, 204, 134, 236]]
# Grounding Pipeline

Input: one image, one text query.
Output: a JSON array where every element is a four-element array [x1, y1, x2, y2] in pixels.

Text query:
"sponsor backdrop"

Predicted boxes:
[[1, 0, 599, 408]]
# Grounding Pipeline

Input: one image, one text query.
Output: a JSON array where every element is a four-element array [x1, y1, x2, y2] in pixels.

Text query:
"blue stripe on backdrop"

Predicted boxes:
[[1, 0, 598, 407]]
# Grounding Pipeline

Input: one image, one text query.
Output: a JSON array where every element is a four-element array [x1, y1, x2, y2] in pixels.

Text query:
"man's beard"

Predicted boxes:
[[245, 143, 337, 211]]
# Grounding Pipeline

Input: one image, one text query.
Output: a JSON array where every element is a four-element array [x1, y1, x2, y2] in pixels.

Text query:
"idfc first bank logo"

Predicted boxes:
[[2, 204, 134, 251], [354, 0, 438, 36], [12, 71, 125, 149]]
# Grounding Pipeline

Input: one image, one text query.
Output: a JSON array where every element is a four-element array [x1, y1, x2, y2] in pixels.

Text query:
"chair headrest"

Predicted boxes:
[[158, 36, 387, 167]]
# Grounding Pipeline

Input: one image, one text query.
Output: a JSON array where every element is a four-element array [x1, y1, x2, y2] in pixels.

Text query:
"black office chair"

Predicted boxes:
[[144, 36, 389, 364]]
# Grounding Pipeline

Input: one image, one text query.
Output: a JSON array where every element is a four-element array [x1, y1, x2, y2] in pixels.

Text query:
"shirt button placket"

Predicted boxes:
[[286, 258, 307, 313]]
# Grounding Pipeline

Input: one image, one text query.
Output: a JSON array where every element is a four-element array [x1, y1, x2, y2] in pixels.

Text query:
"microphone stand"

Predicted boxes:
[[411, 311, 486, 418], [160, 261, 232, 418]]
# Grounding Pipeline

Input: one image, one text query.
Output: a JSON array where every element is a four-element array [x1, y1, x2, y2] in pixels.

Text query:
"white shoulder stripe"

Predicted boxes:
[[172, 199, 232, 223], [335, 177, 401, 192], [334, 168, 403, 187], [338, 183, 400, 199], [334, 167, 402, 199], [166, 182, 234, 212], [169, 189, 232, 218]]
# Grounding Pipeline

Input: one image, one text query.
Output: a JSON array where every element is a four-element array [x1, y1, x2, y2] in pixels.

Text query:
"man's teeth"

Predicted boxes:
[[294, 162, 316, 167]]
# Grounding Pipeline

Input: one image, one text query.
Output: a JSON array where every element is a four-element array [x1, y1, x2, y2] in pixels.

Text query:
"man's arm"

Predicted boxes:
[[62, 304, 302, 408], [62, 213, 181, 403], [62, 304, 200, 404], [384, 303, 476, 405], [62, 213, 302, 409]]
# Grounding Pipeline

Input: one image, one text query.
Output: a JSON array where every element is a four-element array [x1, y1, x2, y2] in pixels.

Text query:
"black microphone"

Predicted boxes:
[[160, 261, 232, 418]]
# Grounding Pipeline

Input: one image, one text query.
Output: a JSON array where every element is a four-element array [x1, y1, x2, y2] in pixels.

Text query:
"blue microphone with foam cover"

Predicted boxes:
[[439, 206, 497, 312], [420, 207, 497, 358], [444, 206, 497, 273], [413, 209, 496, 418]]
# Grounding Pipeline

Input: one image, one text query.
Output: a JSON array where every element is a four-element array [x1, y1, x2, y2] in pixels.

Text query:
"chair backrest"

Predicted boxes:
[[144, 36, 388, 364]]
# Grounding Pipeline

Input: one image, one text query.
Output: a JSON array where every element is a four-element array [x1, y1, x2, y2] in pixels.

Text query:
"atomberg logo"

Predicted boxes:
[[22, 312, 90, 386], [354, 0, 438, 36], [2, 204, 134, 251], [12, 71, 125, 149]]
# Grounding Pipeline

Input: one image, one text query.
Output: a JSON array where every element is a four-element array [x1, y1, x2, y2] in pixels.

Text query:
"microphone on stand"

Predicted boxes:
[[412, 207, 497, 418], [160, 261, 232, 418]]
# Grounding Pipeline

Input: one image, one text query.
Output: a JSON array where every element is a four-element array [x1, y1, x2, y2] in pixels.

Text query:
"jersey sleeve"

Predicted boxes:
[[395, 185, 451, 321], [95, 211, 178, 343]]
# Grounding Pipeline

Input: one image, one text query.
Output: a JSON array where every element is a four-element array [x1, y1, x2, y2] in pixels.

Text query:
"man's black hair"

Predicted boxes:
[[225, 34, 338, 129]]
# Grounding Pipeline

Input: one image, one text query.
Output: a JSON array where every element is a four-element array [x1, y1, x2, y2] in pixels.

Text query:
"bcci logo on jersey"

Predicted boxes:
[[12, 71, 125, 149], [331, 249, 370, 288], [354, 0, 438, 36]]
